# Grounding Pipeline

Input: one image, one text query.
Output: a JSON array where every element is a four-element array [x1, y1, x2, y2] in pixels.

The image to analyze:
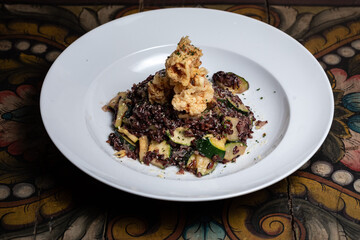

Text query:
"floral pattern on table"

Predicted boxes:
[[0, 3, 360, 239]]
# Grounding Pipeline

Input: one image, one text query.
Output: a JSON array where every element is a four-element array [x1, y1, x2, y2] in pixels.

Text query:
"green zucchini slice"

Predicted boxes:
[[228, 72, 249, 93], [114, 101, 128, 128], [138, 136, 149, 163], [224, 117, 240, 141], [214, 72, 249, 94], [186, 154, 196, 167], [186, 154, 217, 176], [118, 127, 139, 143], [148, 140, 171, 158], [226, 98, 249, 115], [148, 140, 171, 169], [108, 92, 127, 110], [224, 142, 247, 161], [179, 149, 194, 163], [150, 159, 166, 169], [114, 131, 136, 151], [196, 134, 226, 161], [166, 127, 195, 146]]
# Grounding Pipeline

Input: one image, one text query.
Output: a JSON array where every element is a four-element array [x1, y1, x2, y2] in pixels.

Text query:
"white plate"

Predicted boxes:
[[40, 8, 334, 201]]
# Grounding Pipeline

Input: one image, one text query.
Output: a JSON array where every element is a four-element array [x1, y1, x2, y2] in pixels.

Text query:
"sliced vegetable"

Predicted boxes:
[[114, 131, 136, 151], [186, 154, 196, 168], [166, 127, 195, 146], [108, 92, 127, 110], [224, 142, 247, 161], [114, 101, 128, 128], [228, 72, 249, 93], [148, 140, 171, 169], [114, 150, 127, 158], [148, 140, 172, 158], [186, 154, 217, 176], [150, 159, 166, 169], [213, 72, 249, 94], [138, 136, 149, 163], [196, 134, 226, 161], [255, 120, 268, 130], [227, 98, 249, 115], [224, 117, 240, 141], [124, 104, 133, 119], [118, 127, 139, 143], [181, 149, 194, 162]]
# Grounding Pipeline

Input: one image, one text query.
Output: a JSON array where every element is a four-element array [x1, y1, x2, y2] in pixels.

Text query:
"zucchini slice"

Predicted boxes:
[[186, 154, 217, 176], [228, 72, 249, 93], [181, 149, 194, 162], [150, 159, 166, 169], [224, 117, 240, 141], [114, 102, 128, 128], [224, 142, 247, 161], [226, 98, 249, 115], [186, 154, 196, 168], [196, 134, 226, 161], [166, 127, 195, 146], [108, 92, 127, 110], [138, 136, 149, 163], [148, 140, 171, 158], [148, 140, 171, 169], [114, 131, 136, 151], [214, 72, 249, 94], [117, 127, 139, 143]]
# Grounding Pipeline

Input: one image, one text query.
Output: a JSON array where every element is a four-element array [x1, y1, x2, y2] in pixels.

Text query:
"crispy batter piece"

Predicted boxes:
[[172, 76, 214, 115], [165, 36, 203, 87], [148, 70, 172, 104], [147, 36, 214, 116]]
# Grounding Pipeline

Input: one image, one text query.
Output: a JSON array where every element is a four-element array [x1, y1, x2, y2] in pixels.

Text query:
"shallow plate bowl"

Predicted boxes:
[[40, 8, 334, 201]]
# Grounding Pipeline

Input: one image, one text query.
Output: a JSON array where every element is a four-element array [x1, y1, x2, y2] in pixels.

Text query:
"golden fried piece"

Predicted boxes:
[[149, 36, 214, 116], [165, 37, 203, 87], [172, 74, 214, 116], [148, 70, 172, 104], [173, 67, 208, 94]]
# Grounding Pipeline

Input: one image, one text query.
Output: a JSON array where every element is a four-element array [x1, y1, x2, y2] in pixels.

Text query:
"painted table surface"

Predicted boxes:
[[1, 2, 360, 240]]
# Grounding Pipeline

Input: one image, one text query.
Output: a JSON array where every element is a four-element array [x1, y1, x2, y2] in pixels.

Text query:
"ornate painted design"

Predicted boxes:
[[106, 205, 185, 240], [223, 190, 301, 240], [227, 5, 281, 27]]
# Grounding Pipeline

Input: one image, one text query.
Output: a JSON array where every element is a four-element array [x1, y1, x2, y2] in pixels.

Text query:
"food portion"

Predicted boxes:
[[105, 37, 264, 177]]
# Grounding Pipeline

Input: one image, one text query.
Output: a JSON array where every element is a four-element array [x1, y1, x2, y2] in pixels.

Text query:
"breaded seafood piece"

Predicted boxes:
[[165, 36, 203, 87], [173, 67, 208, 94], [148, 36, 214, 116], [148, 70, 172, 104], [172, 78, 214, 116]]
